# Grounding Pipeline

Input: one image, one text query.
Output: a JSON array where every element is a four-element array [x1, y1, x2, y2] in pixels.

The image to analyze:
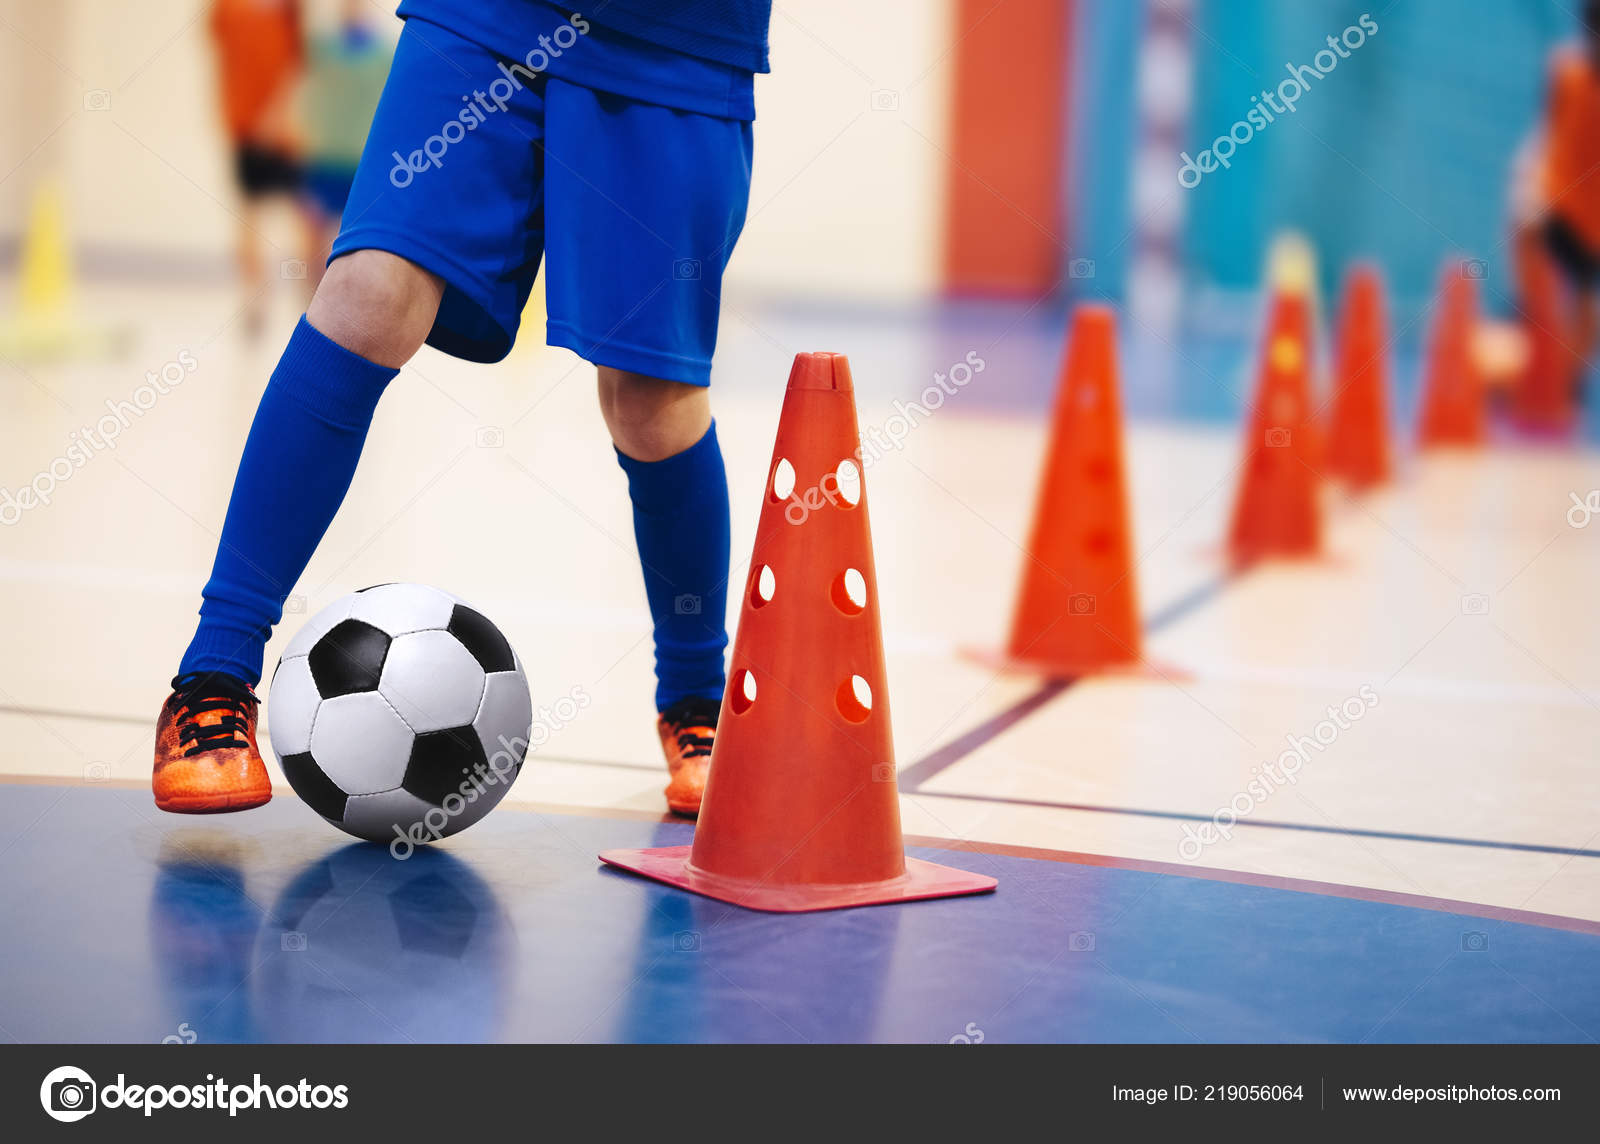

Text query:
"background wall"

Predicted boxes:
[[0, 0, 1586, 313]]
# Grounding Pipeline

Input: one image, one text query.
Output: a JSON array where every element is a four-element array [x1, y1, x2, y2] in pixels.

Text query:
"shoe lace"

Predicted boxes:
[[664, 697, 720, 760], [676, 727, 716, 759], [169, 671, 256, 757]]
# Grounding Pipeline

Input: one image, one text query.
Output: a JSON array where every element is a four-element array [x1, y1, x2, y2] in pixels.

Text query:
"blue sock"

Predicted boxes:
[[179, 318, 398, 686], [615, 421, 731, 712]]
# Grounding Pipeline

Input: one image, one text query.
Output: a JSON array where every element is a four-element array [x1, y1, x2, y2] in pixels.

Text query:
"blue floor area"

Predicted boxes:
[[1, 783, 1597, 1043]]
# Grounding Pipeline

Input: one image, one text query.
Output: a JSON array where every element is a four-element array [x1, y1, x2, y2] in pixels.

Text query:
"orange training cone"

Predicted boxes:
[[1514, 243, 1579, 432], [600, 353, 997, 912], [1326, 263, 1393, 489], [1416, 261, 1488, 447], [1226, 289, 1323, 567], [966, 305, 1144, 678]]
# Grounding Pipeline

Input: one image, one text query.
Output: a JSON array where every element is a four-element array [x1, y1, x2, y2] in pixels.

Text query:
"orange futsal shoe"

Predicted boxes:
[[152, 671, 273, 814], [656, 696, 720, 817]]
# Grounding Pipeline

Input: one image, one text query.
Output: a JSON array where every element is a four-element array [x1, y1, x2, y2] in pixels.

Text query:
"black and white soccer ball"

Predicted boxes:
[[267, 584, 532, 847]]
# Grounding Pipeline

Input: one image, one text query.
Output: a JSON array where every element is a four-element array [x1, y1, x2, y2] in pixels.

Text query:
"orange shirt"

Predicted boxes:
[[210, 0, 303, 144], [1543, 47, 1600, 251]]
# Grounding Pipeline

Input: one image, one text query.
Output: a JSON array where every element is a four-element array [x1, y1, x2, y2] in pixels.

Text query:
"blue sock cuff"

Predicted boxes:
[[270, 317, 399, 430], [614, 420, 721, 513]]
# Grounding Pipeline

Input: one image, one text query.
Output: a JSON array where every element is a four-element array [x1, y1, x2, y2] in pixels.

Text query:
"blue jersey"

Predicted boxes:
[[394, 1, 766, 120]]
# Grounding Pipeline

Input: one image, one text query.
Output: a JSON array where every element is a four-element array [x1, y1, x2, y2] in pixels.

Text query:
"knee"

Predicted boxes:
[[306, 250, 444, 368], [598, 368, 711, 462]]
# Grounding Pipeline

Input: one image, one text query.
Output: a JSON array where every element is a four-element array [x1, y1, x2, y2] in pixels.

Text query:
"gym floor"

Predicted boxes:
[[2, 281, 1598, 1042]]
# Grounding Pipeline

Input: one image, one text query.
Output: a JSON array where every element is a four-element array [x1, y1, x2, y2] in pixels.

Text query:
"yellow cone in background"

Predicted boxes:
[[1, 175, 123, 360], [1267, 231, 1322, 311], [17, 177, 72, 319]]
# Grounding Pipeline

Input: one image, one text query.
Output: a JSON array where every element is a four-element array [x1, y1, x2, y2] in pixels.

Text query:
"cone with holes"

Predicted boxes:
[[963, 305, 1146, 679], [1417, 260, 1488, 448], [1326, 263, 1393, 490], [1226, 288, 1323, 567], [599, 353, 997, 911]]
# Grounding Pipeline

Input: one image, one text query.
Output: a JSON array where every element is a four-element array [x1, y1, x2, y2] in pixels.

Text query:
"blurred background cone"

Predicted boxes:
[[1326, 262, 1393, 490], [0, 175, 123, 360], [1416, 260, 1489, 448], [964, 305, 1147, 679], [1227, 289, 1324, 567]]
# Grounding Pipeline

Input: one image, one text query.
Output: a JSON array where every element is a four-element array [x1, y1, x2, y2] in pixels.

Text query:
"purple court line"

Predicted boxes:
[[898, 571, 1240, 790], [906, 788, 1600, 861]]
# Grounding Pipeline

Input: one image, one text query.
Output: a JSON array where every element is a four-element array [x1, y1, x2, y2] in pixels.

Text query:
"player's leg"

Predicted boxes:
[[156, 17, 550, 814], [154, 251, 441, 814], [599, 369, 731, 813], [1575, 288, 1598, 400], [543, 78, 751, 814]]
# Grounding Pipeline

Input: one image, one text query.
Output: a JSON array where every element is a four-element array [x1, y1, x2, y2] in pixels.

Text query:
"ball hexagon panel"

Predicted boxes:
[[341, 788, 438, 843], [265, 655, 319, 757], [447, 605, 517, 674], [308, 619, 390, 698], [282, 593, 356, 660], [348, 582, 460, 636], [379, 629, 486, 733], [307, 691, 415, 794]]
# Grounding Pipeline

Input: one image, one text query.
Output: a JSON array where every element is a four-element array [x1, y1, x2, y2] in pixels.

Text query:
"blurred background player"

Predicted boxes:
[[154, 1, 770, 818], [297, 0, 394, 286], [1510, 0, 1600, 402], [209, 0, 317, 332]]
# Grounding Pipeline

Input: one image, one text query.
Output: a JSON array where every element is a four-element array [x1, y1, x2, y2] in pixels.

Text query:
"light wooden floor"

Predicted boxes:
[[3, 282, 1598, 924]]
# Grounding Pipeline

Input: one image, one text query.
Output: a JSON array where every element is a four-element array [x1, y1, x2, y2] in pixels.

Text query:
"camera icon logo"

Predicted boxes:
[[476, 426, 505, 448], [1068, 258, 1096, 279], [673, 258, 702, 280], [673, 930, 701, 952], [1069, 931, 1096, 952], [871, 762, 896, 783], [281, 931, 308, 952], [280, 259, 307, 280], [870, 88, 901, 111], [1264, 426, 1291, 448], [1461, 931, 1488, 952], [83, 89, 111, 112], [1069, 592, 1096, 616], [40, 1066, 97, 1122], [1460, 259, 1489, 280], [674, 594, 701, 615], [83, 762, 110, 783], [283, 594, 306, 614], [1460, 593, 1490, 616]]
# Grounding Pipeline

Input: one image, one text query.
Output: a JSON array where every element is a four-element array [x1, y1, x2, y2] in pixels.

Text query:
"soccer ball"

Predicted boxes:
[[266, 583, 532, 848]]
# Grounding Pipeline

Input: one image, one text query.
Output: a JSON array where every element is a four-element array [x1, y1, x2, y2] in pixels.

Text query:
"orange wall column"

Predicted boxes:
[[942, 0, 1071, 296]]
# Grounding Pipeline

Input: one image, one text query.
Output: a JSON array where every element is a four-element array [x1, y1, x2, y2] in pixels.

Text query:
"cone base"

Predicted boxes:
[[960, 645, 1186, 683], [598, 845, 997, 913]]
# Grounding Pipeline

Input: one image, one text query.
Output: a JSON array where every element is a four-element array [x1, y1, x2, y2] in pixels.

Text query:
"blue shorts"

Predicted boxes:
[[331, 18, 754, 382], [303, 163, 357, 218]]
